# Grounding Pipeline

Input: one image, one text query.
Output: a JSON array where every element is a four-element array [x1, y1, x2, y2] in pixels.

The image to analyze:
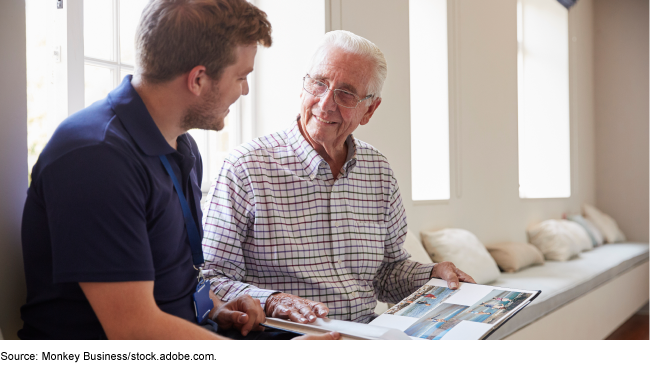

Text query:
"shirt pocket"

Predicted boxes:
[[348, 221, 385, 281]]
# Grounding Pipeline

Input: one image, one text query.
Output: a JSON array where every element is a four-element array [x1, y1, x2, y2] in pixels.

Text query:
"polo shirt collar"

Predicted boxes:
[[286, 119, 358, 180], [107, 75, 176, 157]]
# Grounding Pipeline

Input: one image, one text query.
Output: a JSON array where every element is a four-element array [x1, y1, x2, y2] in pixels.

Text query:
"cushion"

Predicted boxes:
[[583, 204, 626, 243], [527, 219, 581, 261], [567, 214, 604, 247], [564, 219, 593, 252], [486, 242, 545, 273], [403, 230, 433, 264], [420, 228, 500, 284]]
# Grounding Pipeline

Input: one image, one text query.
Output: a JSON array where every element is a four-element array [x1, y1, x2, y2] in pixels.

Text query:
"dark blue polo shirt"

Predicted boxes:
[[19, 76, 204, 340]]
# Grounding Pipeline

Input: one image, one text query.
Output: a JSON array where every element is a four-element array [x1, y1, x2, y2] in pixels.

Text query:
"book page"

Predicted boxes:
[[370, 278, 539, 340]]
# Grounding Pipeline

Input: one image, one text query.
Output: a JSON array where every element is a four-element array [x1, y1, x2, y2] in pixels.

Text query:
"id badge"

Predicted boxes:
[[193, 279, 214, 324]]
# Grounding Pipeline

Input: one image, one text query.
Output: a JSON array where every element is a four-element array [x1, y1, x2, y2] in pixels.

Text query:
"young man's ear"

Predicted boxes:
[[360, 98, 382, 126], [187, 66, 208, 97]]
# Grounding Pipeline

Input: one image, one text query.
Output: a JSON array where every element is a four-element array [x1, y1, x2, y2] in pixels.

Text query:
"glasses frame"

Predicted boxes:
[[302, 74, 374, 109]]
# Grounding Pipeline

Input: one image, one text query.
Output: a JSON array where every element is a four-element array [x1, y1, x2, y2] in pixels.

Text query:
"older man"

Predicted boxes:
[[202, 30, 474, 324]]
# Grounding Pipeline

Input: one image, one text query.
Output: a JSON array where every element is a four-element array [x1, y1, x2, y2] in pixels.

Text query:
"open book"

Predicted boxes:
[[262, 278, 540, 340]]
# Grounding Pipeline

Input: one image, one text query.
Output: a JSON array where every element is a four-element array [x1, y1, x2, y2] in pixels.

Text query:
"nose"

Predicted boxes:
[[318, 88, 337, 112]]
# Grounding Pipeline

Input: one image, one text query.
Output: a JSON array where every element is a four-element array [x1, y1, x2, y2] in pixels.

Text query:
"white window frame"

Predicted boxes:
[[409, 0, 457, 203], [61, 0, 246, 195], [516, 0, 571, 199]]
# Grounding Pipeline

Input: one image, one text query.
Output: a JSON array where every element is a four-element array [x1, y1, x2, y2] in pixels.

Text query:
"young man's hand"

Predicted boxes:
[[210, 293, 266, 337]]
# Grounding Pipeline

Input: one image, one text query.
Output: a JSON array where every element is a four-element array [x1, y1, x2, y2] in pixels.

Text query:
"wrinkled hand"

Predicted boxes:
[[211, 294, 266, 337], [265, 293, 329, 324], [431, 261, 476, 289], [292, 331, 341, 340]]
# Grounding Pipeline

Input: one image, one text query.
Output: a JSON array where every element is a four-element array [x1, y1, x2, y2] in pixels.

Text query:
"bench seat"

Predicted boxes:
[[488, 242, 649, 339]]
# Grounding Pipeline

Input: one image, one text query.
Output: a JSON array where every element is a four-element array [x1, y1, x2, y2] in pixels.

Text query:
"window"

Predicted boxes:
[[517, 0, 570, 198], [249, 0, 325, 138], [26, 0, 324, 191], [26, 0, 242, 192], [409, 0, 450, 201], [25, 0, 69, 181], [82, 0, 148, 108]]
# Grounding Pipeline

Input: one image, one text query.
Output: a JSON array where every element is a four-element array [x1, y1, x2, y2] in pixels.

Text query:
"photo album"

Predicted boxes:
[[263, 278, 540, 340]]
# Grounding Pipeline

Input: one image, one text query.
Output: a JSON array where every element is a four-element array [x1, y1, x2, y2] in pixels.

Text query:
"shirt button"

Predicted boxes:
[[334, 222, 340, 228], [338, 260, 342, 265]]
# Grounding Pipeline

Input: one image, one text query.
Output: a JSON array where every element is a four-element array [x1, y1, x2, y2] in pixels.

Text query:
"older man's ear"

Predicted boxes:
[[360, 98, 382, 126]]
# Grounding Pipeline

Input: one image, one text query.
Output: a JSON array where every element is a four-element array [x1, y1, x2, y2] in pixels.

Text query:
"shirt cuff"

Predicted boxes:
[[411, 262, 436, 289], [240, 287, 280, 309]]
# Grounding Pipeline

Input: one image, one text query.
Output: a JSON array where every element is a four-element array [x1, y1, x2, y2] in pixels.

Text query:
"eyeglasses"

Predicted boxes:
[[302, 74, 373, 109]]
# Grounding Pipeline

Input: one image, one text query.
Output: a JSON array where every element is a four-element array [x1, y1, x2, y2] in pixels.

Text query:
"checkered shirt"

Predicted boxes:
[[201, 121, 435, 323]]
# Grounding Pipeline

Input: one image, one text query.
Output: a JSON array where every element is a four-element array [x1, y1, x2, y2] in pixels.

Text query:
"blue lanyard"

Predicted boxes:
[[159, 155, 204, 268]]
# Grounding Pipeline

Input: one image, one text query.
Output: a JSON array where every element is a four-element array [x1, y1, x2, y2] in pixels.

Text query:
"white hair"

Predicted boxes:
[[307, 30, 388, 99]]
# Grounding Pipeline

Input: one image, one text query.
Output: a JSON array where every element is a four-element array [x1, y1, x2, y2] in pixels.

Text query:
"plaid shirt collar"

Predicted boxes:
[[286, 119, 358, 181]]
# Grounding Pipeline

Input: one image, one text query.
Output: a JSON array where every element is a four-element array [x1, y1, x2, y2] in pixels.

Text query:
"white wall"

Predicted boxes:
[[333, 0, 596, 244], [0, 0, 28, 340], [251, 0, 326, 138], [594, 0, 649, 242]]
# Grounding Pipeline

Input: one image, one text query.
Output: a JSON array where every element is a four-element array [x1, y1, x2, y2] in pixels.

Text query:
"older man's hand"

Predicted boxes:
[[265, 293, 329, 323], [431, 261, 476, 289], [211, 294, 266, 337]]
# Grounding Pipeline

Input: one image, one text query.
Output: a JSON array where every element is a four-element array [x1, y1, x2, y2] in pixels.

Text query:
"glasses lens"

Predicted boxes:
[[334, 90, 358, 108], [305, 78, 327, 96]]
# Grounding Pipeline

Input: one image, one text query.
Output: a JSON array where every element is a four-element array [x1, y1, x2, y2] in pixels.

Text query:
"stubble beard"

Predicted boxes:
[[180, 84, 225, 132]]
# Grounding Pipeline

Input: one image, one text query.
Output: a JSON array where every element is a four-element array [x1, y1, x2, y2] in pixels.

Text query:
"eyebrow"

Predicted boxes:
[[311, 73, 359, 95]]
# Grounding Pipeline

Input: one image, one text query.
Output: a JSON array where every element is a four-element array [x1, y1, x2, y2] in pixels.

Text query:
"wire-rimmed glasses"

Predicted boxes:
[[302, 74, 373, 109]]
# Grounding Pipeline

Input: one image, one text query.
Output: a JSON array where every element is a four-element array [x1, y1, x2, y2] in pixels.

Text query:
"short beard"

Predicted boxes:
[[180, 83, 225, 132]]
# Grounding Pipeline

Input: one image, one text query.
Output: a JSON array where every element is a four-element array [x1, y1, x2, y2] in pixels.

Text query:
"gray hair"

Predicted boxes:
[[308, 30, 387, 99]]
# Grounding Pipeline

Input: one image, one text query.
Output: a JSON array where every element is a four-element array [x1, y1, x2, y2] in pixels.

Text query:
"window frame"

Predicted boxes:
[[63, 0, 246, 195], [516, 0, 572, 200]]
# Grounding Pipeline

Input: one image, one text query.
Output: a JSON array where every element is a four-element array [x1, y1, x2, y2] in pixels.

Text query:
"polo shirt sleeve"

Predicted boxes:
[[373, 174, 436, 304], [39, 144, 153, 283]]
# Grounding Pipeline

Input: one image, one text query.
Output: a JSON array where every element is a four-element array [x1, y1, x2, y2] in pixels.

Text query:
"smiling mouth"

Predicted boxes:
[[315, 115, 335, 124]]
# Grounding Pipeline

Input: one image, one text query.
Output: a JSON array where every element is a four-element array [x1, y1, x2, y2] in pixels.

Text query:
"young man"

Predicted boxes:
[[19, 0, 336, 340]]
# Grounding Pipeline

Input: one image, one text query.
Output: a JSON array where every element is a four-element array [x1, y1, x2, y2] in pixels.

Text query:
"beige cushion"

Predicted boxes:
[[486, 242, 545, 273], [420, 228, 500, 284], [583, 204, 626, 243], [527, 219, 581, 261]]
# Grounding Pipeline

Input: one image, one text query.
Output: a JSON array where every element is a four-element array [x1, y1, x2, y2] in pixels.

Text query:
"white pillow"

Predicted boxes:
[[527, 219, 581, 261], [420, 228, 500, 284], [563, 220, 593, 252], [583, 204, 626, 243], [403, 230, 433, 264]]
